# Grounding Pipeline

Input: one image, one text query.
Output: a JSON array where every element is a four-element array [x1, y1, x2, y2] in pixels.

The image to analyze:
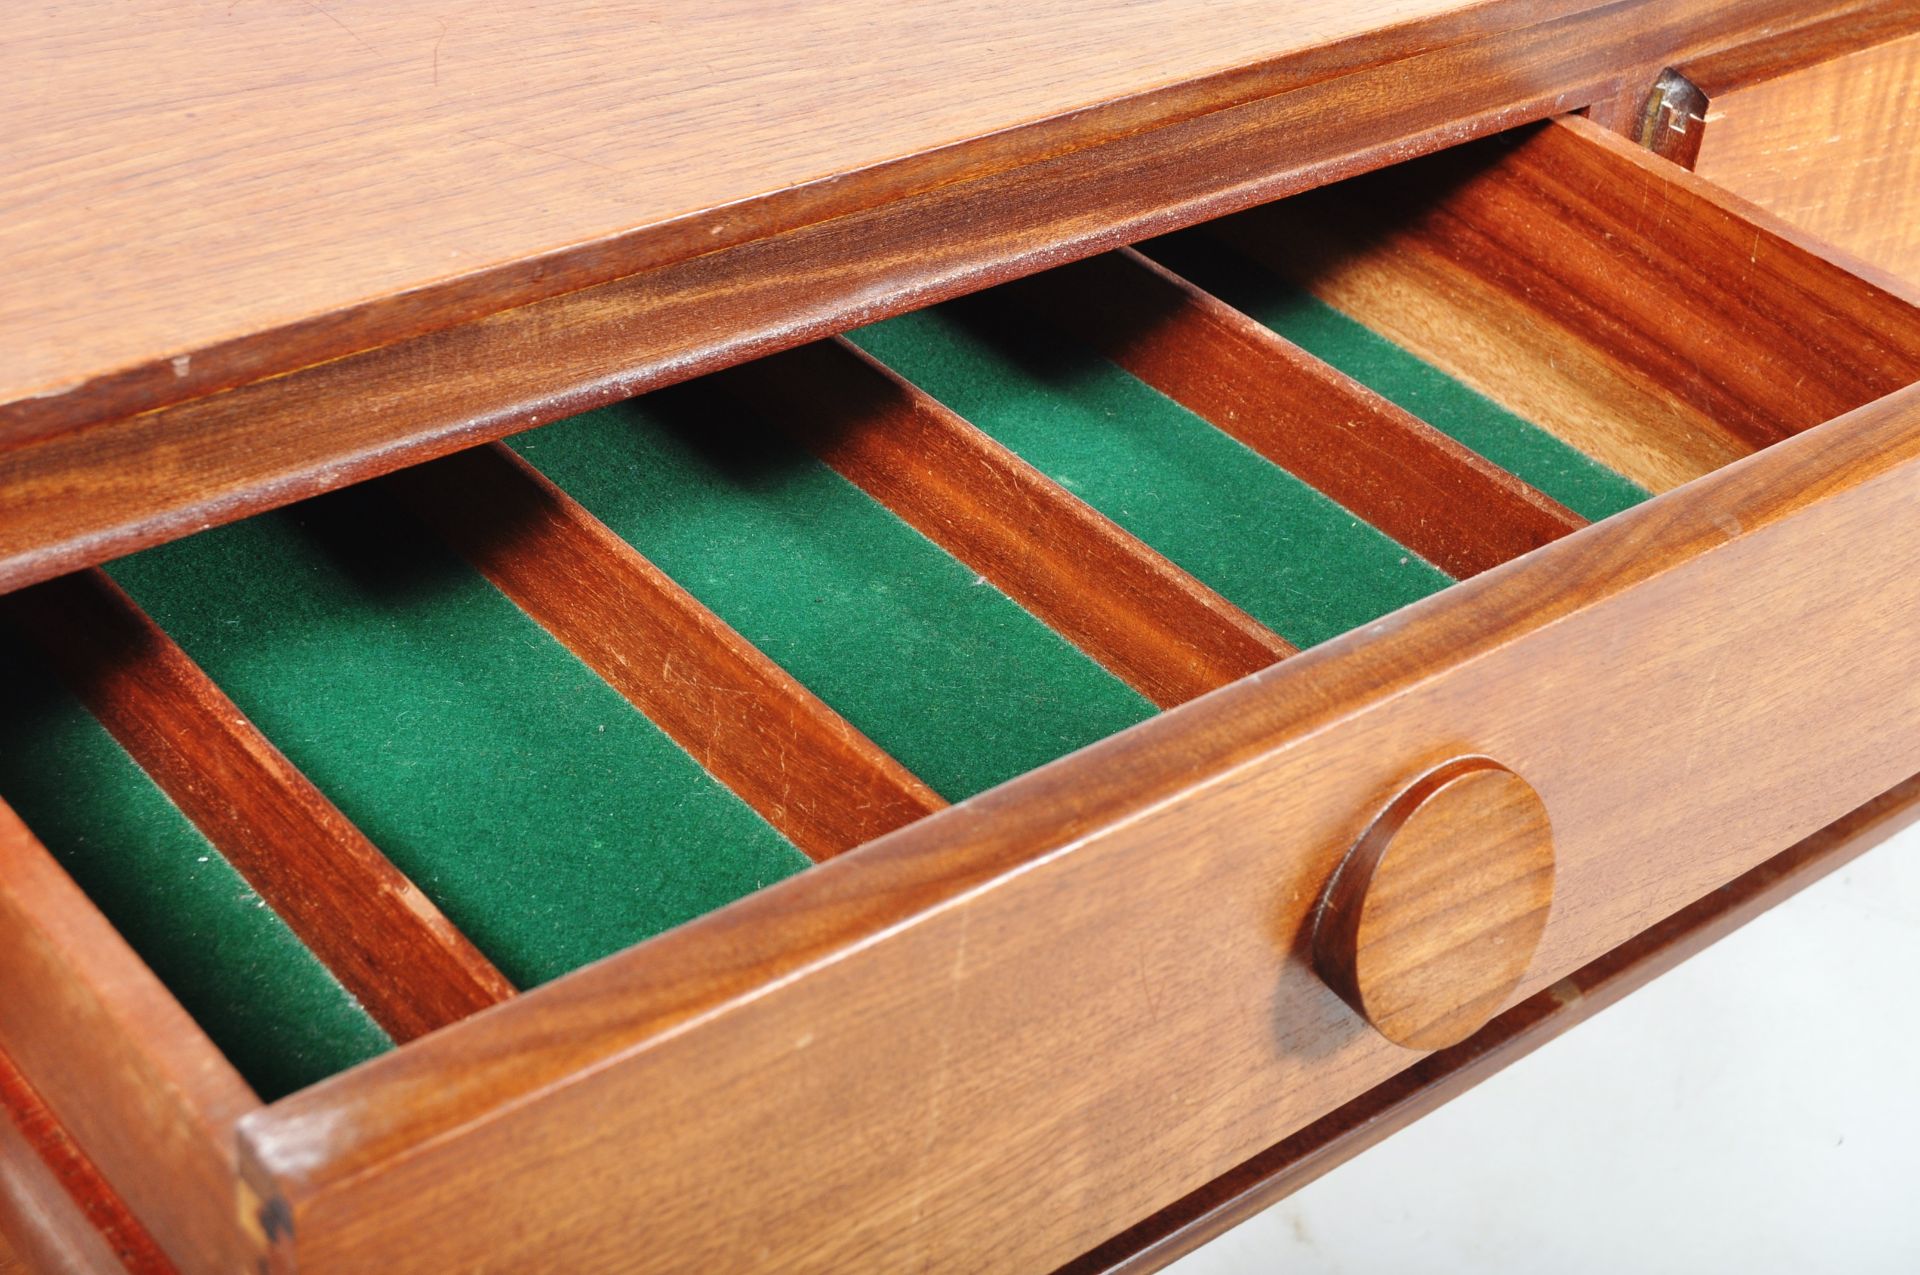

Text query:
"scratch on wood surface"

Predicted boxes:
[[302, 0, 376, 55]]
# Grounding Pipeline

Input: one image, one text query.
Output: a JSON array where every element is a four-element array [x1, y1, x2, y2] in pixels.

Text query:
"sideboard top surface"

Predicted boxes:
[[2, 0, 1580, 433]]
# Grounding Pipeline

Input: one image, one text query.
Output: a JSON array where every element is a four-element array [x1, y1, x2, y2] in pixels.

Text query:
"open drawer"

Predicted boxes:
[[2, 114, 1918, 1273]]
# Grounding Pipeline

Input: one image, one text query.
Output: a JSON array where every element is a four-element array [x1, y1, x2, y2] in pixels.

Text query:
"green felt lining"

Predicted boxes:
[[847, 299, 1454, 649], [1140, 232, 1651, 522], [512, 385, 1158, 802], [0, 632, 392, 1102], [107, 488, 813, 992]]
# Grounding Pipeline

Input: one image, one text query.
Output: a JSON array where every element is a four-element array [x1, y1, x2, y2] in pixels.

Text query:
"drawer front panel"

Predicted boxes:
[[0, 1047, 172, 1275], [244, 383, 1920, 1272], [0, 806, 257, 1273]]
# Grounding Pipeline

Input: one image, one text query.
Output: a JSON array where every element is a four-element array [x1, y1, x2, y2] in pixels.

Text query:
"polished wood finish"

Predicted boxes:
[[719, 340, 1292, 708], [1213, 114, 1920, 490], [1067, 769, 1920, 1274], [0, 0, 1858, 596], [1599, 4, 1920, 172], [1312, 757, 1554, 1050], [388, 444, 945, 859], [1009, 249, 1584, 578], [1681, 3, 1920, 96], [237, 376, 1920, 1271], [0, 0, 1559, 438], [1694, 31, 1920, 287], [1, 0, 1838, 444], [3, 8, 1916, 1271], [0, 801, 259, 1273], [0, 1047, 173, 1275], [3, 571, 516, 1040]]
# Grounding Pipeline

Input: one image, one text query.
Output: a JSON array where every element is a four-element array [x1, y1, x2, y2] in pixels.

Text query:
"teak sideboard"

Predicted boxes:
[[2, 2, 1918, 1271]]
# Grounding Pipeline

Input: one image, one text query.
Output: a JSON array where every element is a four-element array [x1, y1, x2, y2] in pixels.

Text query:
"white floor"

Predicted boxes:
[[1171, 819, 1920, 1275]]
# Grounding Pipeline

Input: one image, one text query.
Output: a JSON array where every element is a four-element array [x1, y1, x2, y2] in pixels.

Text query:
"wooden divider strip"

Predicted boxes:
[[1210, 114, 1920, 491], [0, 800, 260, 1272], [1008, 249, 1585, 578], [3, 572, 516, 1040], [0, 1044, 175, 1275], [718, 339, 1294, 709], [387, 444, 945, 860], [1061, 768, 1920, 1274]]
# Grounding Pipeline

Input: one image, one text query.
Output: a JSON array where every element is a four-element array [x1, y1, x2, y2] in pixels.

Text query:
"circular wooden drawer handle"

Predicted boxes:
[[1311, 756, 1555, 1051]]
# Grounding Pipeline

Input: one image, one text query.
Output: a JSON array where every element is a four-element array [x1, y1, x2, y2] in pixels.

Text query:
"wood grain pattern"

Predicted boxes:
[[1066, 769, 1920, 1274], [0, 1046, 173, 1275], [1590, 6, 1920, 171], [0, 0, 1861, 596], [1007, 249, 1585, 577], [237, 379, 1920, 1273], [717, 340, 1292, 708], [0, 800, 260, 1273], [1681, 3, 1920, 96], [2, 571, 516, 1041], [5, 0, 1576, 438], [388, 444, 945, 860], [1312, 757, 1553, 1050], [1212, 114, 1920, 490], [0, 7, 1910, 1268], [15, 0, 1848, 446], [1694, 31, 1920, 287]]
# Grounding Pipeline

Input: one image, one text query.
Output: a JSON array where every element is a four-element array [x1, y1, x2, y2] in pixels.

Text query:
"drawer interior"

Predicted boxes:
[[1140, 232, 1650, 522], [3, 116, 1915, 1112], [0, 632, 391, 1100], [841, 299, 1453, 645], [508, 385, 1161, 797]]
